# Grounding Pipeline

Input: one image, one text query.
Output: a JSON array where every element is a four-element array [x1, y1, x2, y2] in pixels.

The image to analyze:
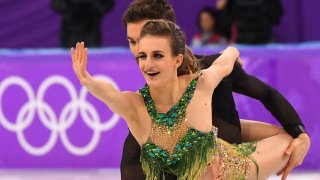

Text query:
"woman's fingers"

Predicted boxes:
[[71, 42, 86, 64], [70, 47, 75, 62], [75, 43, 78, 61], [83, 48, 88, 67], [78, 42, 83, 64], [76, 42, 80, 62]]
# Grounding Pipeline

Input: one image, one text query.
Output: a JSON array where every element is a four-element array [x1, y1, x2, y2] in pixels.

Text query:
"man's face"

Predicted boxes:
[[126, 19, 149, 56]]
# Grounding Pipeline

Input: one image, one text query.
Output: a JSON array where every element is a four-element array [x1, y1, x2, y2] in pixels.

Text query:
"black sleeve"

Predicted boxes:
[[231, 63, 306, 138], [120, 132, 146, 180], [195, 53, 221, 69]]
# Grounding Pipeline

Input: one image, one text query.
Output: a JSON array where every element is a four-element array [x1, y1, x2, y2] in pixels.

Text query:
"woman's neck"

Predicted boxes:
[[148, 74, 196, 113], [149, 76, 183, 112]]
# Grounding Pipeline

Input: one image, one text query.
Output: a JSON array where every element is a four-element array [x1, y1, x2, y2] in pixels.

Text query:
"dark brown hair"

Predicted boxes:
[[140, 20, 199, 76], [122, 0, 176, 26]]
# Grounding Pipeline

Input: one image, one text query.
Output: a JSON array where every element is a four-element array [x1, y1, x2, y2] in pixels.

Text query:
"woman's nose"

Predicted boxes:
[[145, 57, 154, 68]]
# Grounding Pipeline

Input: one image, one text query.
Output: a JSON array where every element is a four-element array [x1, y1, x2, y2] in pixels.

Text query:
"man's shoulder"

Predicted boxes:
[[194, 53, 220, 61], [195, 53, 221, 68]]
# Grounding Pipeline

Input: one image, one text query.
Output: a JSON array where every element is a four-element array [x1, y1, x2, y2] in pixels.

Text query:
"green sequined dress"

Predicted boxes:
[[139, 75, 258, 180]]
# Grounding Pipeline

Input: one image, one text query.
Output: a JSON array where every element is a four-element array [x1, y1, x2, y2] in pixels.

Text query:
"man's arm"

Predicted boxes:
[[198, 53, 306, 136], [120, 132, 146, 180], [195, 54, 220, 69], [231, 63, 306, 137], [230, 62, 310, 180], [240, 119, 286, 142]]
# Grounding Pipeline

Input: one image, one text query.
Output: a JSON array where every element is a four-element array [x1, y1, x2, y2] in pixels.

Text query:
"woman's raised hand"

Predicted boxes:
[[71, 42, 91, 85]]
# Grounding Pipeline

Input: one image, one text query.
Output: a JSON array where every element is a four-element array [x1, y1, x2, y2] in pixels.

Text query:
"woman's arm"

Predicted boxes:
[[200, 46, 239, 90], [208, 47, 239, 76], [71, 42, 135, 119]]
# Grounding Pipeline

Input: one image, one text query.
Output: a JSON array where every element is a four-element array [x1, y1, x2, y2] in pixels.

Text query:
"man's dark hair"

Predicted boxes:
[[122, 0, 176, 26]]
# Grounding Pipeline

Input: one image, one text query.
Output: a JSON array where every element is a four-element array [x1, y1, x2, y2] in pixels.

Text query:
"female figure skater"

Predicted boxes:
[[71, 20, 293, 179]]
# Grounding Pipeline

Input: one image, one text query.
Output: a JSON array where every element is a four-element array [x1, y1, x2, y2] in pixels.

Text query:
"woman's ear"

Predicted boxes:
[[175, 54, 183, 68]]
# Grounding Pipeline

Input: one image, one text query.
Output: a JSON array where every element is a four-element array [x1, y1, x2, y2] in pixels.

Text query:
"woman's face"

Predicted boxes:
[[136, 35, 182, 87], [200, 12, 215, 32]]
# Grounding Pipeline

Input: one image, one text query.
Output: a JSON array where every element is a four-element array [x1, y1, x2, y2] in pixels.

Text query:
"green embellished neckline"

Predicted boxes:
[[139, 76, 199, 130]]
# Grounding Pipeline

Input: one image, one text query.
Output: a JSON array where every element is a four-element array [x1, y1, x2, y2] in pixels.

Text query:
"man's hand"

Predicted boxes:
[[277, 133, 310, 180], [236, 57, 244, 66]]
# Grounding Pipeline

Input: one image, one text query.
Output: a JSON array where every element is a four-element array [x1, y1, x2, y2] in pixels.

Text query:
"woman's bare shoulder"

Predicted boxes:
[[122, 91, 144, 103], [121, 91, 151, 140], [121, 91, 147, 114], [178, 73, 197, 84]]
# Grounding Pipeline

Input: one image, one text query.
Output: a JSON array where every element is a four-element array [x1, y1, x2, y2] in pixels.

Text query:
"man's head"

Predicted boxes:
[[122, 0, 176, 55], [122, 0, 176, 26]]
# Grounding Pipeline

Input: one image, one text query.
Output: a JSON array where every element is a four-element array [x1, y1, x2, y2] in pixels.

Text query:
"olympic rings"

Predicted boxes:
[[0, 75, 120, 156]]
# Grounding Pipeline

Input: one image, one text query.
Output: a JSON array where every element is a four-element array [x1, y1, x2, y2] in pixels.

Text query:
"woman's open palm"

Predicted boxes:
[[71, 42, 90, 84]]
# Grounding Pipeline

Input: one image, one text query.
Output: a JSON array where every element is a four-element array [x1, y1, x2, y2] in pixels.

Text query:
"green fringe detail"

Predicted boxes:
[[140, 158, 162, 180], [232, 141, 257, 156], [233, 141, 259, 179], [140, 130, 217, 180]]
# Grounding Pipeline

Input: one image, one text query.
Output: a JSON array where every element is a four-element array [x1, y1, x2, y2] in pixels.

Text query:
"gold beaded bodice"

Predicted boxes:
[[149, 117, 189, 156]]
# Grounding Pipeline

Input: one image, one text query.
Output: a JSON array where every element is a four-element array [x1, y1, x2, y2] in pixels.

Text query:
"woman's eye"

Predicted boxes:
[[129, 41, 136, 45], [136, 55, 147, 61], [153, 53, 163, 59]]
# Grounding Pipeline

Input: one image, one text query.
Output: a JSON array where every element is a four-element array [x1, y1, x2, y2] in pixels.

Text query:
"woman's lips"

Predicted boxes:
[[146, 72, 160, 77]]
